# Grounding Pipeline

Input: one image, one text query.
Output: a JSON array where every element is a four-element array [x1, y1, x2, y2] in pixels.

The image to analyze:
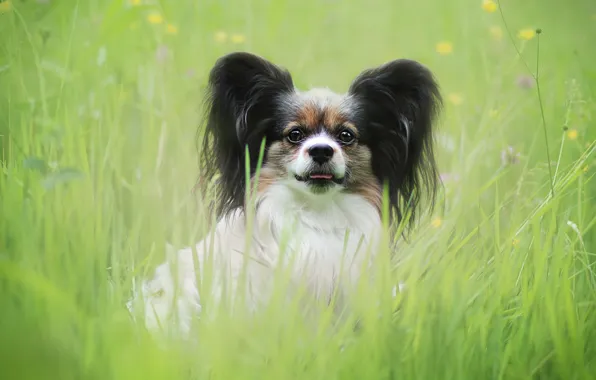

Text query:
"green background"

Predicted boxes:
[[1, 0, 595, 378]]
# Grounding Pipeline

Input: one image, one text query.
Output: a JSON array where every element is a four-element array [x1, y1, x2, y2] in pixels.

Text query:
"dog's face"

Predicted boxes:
[[258, 88, 377, 200], [201, 52, 442, 225]]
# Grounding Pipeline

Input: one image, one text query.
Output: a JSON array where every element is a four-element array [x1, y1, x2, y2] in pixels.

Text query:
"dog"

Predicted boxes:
[[132, 52, 441, 336]]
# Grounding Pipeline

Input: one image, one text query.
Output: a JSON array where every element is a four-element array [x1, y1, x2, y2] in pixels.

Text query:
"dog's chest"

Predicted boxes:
[[254, 185, 381, 285]]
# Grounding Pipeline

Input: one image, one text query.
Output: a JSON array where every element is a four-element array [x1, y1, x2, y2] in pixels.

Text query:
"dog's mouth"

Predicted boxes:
[[294, 172, 344, 185]]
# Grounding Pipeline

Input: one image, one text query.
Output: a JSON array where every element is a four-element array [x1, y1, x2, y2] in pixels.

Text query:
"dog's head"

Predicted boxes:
[[200, 52, 441, 226]]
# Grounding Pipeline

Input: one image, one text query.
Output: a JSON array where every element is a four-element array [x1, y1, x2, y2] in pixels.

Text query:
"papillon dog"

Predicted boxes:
[[134, 52, 442, 335]]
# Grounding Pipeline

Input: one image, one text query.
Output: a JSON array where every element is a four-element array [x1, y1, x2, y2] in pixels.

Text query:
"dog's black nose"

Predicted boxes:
[[308, 144, 334, 164]]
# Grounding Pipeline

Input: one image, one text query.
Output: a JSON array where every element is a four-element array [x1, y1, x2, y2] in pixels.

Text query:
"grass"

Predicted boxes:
[[1, 0, 596, 378]]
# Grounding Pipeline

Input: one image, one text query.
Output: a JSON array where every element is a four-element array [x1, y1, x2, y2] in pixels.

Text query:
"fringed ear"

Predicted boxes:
[[200, 52, 294, 218], [348, 59, 442, 228]]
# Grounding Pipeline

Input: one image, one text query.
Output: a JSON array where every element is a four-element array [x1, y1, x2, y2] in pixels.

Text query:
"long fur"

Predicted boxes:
[[200, 53, 441, 227], [136, 52, 442, 335], [348, 60, 442, 226], [200, 52, 295, 218]]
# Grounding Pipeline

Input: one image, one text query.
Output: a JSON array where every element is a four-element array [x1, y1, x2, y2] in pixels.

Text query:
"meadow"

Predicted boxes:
[[1, 0, 595, 378]]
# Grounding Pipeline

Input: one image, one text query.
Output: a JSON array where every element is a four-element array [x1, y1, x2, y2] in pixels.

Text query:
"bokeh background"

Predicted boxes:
[[1, 0, 595, 379]]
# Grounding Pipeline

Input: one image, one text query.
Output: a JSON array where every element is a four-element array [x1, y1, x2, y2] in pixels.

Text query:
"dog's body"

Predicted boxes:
[[141, 186, 381, 334], [136, 52, 441, 335]]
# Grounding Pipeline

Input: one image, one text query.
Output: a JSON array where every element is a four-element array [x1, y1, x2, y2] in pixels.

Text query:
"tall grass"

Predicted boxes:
[[1, 0, 595, 378]]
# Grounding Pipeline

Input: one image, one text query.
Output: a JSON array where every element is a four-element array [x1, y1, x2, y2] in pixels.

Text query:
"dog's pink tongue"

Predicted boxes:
[[310, 174, 333, 180]]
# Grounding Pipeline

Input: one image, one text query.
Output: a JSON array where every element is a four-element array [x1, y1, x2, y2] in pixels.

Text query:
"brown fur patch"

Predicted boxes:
[[292, 103, 351, 133], [344, 145, 382, 214], [253, 168, 277, 194], [295, 102, 321, 130], [250, 141, 294, 194], [322, 106, 350, 130], [351, 182, 383, 214]]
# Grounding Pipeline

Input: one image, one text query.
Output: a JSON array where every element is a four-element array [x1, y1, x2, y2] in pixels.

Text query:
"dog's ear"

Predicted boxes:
[[201, 52, 294, 217], [348, 59, 442, 227]]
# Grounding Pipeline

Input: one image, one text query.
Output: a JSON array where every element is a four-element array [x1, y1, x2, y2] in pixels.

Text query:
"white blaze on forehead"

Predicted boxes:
[[302, 134, 341, 151], [290, 132, 346, 178]]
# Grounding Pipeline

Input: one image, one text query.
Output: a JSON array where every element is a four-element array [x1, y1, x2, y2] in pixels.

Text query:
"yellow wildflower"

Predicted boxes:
[[482, 0, 497, 13], [129, 0, 141, 5], [166, 24, 178, 35], [214, 31, 228, 43], [566, 129, 578, 140], [518, 28, 536, 40], [435, 41, 453, 55], [231, 34, 246, 44], [448, 93, 463, 106], [512, 238, 520, 247], [0, 0, 12, 13], [147, 12, 164, 25], [431, 217, 443, 228], [489, 25, 503, 40]]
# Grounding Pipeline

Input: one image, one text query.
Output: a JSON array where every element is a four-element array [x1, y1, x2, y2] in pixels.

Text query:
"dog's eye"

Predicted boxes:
[[287, 128, 305, 143], [338, 130, 355, 144]]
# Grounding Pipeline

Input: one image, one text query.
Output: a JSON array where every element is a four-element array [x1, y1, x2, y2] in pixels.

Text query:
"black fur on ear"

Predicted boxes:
[[199, 52, 294, 218], [348, 59, 442, 228]]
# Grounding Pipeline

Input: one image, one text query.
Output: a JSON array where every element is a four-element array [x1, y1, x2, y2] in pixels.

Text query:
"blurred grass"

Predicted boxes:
[[1, 0, 596, 378]]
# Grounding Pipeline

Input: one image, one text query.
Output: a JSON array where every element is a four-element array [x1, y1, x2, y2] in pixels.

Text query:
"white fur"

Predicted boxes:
[[140, 251, 201, 335], [291, 87, 356, 118], [290, 134, 346, 179], [297, 87, 348, 108], [135, 181, 383, 335]]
